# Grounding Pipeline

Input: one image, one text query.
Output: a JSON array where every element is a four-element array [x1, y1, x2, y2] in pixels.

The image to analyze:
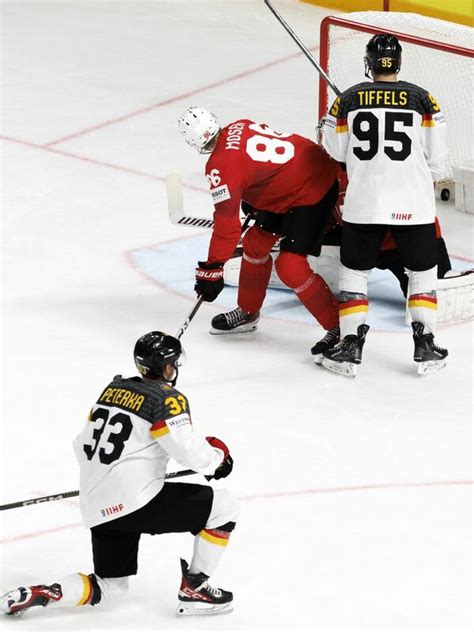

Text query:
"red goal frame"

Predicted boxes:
[[318, 15, 474, 118]]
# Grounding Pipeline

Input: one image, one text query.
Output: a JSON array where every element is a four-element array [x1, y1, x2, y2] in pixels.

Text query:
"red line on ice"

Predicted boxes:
[[2, 479, 471, 545], [42, 47, 319, 147]]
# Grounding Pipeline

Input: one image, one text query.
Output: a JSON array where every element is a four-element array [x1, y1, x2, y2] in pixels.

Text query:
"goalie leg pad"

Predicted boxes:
[[437, 269, 474, 323]]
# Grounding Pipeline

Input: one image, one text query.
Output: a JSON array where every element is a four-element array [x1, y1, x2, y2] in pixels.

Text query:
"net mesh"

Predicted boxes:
[[322, 12, 474, 180]]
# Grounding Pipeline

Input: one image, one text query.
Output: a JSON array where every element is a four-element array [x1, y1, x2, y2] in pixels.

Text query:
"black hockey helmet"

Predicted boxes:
[[134, 331, 183, 383], [364, 33, 402, 78]]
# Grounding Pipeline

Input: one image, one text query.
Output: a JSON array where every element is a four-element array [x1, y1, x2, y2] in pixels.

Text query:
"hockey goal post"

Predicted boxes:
[[318, 12, 474, 182]]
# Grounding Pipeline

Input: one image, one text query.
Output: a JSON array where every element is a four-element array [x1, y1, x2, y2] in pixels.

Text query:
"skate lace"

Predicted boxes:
[[198, 580, 222, 598], [423, 333, 446, 354], [337, 337, 353, 350], [225, 307, 246, 326], [322, 327, 340, 345]]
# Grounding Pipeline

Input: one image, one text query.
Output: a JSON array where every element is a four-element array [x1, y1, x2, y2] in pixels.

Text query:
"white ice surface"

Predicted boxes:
[[0, 2, 472, 631]]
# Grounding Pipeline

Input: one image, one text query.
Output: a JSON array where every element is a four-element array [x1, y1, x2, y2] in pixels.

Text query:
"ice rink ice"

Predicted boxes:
[[1, 1, 473, 630]]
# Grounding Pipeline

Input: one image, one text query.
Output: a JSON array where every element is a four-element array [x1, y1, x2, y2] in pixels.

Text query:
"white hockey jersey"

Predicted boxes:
[[322, 80, 447, 225], [73, 375, 224, 528]]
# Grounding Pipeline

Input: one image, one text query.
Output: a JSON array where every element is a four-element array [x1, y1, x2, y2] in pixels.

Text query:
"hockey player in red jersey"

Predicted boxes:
[[1, 332, 237, 618], [178, 107, 340, 357]]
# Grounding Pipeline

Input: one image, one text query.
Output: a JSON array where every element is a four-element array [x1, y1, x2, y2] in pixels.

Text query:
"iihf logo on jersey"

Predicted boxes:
[[391, 213, 413, 221], [101, 503, 124, 517]]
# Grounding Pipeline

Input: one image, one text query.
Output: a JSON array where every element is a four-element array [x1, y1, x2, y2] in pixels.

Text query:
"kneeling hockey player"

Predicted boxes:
[[1, 332, 238, 618]]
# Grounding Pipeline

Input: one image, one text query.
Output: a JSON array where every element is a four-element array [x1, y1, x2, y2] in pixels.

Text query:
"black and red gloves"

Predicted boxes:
[[195, 261, 224, 302], [206, 436, 233, 480]]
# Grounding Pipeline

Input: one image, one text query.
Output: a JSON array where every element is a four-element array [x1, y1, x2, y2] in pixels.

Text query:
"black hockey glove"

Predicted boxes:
[[195, 261, 224, 302], [207, 455, 233, 480], [205, 436, 234, 480]]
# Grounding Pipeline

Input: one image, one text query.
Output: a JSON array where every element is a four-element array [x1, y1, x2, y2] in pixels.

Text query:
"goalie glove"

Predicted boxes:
[[205, 436, 233, 480], [195, 261, 224, 302]]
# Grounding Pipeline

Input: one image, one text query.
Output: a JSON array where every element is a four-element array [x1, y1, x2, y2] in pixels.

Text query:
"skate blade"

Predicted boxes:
[[209, 323, 258, 335], [312, 353, 323, 365], [176, 601, 233, 616], [416, 359, 447, 376], [0, 592, 26, 617], [321, 357, 357, 378]]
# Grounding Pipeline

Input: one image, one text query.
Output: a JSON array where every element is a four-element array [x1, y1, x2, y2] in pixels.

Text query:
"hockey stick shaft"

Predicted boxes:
[[263, 0, 341, 98], [175, 295, 204, 339], [0, 468, 196, 511], [172, 213, 253, 338]]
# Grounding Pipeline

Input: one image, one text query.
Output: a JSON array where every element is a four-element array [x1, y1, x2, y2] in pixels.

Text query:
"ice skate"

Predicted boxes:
[[311, 327, 340, 364], [176, 558, 233, 616], [412, 322, 448, 375], [1, 584, 63, 617], [210, 307, 259, 335], [321, 324, 370, 378]]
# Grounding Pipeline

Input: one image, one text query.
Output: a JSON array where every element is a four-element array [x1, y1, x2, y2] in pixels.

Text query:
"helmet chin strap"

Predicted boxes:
[[169, 366, 179, 387]]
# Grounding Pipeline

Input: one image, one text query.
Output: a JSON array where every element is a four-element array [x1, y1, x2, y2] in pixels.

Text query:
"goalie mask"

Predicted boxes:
[[364, 33, 402, 78], [178, 107, 220, 154], [134, 331, 184, 385]]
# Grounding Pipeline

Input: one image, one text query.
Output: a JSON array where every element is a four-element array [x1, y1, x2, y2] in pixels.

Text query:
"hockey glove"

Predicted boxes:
[[195, 261, 224, 302], [205, 436, 233, 480]]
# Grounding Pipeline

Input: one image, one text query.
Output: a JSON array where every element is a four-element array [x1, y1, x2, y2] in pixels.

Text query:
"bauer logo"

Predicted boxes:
[[211, 184, 231, 204]]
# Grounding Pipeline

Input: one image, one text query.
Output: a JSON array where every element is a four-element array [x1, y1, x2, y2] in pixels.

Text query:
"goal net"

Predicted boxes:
[[319, 12, 474, 181]]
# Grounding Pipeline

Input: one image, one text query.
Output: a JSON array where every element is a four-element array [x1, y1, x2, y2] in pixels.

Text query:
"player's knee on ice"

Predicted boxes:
[[95, 576, 129, 605]]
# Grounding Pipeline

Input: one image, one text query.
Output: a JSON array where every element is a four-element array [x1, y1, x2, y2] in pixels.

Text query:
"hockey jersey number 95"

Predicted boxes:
[[322, 81, 447, 225]]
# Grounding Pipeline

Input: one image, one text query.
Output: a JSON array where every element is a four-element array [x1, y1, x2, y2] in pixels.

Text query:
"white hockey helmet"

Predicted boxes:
[[178, 107, 220, 154]]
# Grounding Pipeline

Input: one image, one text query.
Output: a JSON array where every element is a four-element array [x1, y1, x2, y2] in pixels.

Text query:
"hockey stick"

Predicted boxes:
[[166, 173, 215, 228], [167, 183, 254, 338], [0, 468, 196, 512], [166, 173, 253, 238], [263, 0, 341, 98], [175, 295, 204, 339]]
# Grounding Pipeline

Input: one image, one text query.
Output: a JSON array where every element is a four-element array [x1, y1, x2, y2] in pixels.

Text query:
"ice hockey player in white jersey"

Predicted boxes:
[[1, 332, 238, 618], [320, 33, 449, 377]]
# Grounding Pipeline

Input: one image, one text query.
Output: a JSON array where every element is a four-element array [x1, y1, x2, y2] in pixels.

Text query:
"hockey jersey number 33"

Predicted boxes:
[[322, 81, 447, 225], [73, 376, 224, 528]]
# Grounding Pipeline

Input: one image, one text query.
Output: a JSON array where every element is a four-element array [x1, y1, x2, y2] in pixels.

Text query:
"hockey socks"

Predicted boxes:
[[274, 252, 339, 329], [339, 293, 369, 338], [1, 573, 103, 616], [238, 226, 278, 313], [408, 292, 437, 334], [237, 253, 273, 313], [42, 573, 102, 608], [189, 523, 234, 577]]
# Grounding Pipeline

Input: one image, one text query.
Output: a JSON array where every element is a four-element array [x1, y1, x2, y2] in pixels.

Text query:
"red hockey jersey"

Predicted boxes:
[[205, 120, 337, 263]]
